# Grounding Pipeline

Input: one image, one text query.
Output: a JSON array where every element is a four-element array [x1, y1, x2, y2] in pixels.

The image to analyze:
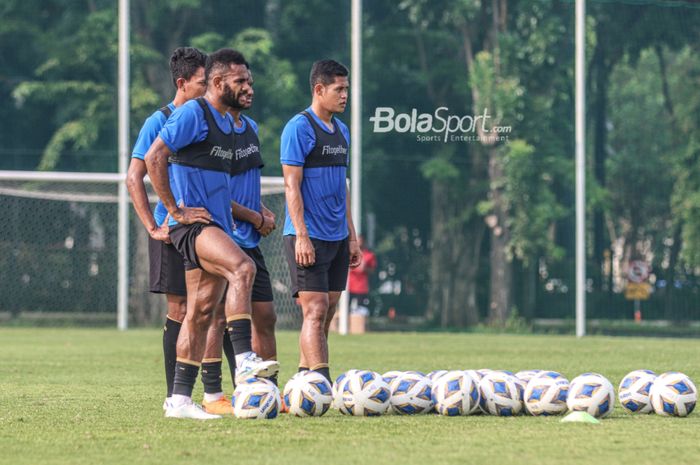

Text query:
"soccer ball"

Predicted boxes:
[[524, 371, 569, 416], [333, 369, 359, 411], [231, 377, 281, 419], [432, 370, 480, 416], [479, 372, 523, 416], [428, 370, 449, 384], [618, 369, 656, 414], [515, 370, 542, 384], [649, 371, 697, 417], [382, 370, 404, 389], [464, 370, 486, 384], [390, 372, 433, 415], [340, 370, 391, 416], [567, 373, 615, 418], [283, 371, 333, 417]]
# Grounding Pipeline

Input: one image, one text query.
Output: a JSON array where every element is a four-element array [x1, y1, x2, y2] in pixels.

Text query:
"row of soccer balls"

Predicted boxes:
[[230, 369, 697, 419]]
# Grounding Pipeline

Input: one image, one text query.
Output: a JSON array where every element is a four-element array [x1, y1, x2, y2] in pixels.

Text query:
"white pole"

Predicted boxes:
[[340, 0, 363, 336], [117, 0, 130, 331], [575, 0, 586, 338]]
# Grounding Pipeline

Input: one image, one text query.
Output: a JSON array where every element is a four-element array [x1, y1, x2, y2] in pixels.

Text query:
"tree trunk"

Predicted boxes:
[[427, 179, 451, 325], [487, 147, 512, 325]]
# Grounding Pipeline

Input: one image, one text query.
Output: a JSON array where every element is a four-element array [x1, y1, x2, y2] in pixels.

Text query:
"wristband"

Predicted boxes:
[[255, 212, 265, 230]]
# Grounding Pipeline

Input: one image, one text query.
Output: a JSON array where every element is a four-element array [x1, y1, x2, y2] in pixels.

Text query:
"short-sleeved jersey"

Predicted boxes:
[[158, 97, 236, 235], [280, 107, 350, 241], [131, 103, 175, 226], [230, 115, 264, 249]]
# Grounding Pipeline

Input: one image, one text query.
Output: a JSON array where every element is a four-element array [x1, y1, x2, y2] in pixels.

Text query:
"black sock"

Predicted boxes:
[[172, 361, 199, 398], [227, 318, 253, 355], [269, 374, 278, 386], [312, 366, 331, 383], [222, 330, 236, 390], [298, 366, 309, 373], [201, 361, 223, 394], [163, 318, 182, 398]]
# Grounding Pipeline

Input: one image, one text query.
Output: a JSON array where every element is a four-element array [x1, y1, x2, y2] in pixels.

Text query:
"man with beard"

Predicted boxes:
[[145, 48, 278, 420], [225, 67, 280, 386], [280, 60, 362, 384]]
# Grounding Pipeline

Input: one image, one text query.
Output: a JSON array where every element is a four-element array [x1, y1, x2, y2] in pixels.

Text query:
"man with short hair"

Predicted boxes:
[[127, 47, 236, 415], [280, 59, 362, 384], [225, 67, 279, 384], [146, 48, 278, 420]]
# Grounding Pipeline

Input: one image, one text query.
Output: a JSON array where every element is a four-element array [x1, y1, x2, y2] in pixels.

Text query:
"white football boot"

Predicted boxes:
[[235, 352, 280, 384], [165, 399, 222, 420]]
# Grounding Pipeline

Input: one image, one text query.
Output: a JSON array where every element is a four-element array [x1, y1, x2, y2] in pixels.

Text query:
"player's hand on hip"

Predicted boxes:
[[150, 216, 171, 244], [295, 235, 315, 267], [172, 201, 211, 225], [349, 240, 363, 268]]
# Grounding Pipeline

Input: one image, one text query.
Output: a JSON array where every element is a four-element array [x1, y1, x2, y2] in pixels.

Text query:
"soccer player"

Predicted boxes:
[[127, 47, 234, 416], [225, 67, 279, 383], [280, 59, 362, 383], [145, 48, 278, 420]]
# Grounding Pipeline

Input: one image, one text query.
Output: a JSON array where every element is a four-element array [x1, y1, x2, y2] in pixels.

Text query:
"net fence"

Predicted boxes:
[[0, 175, 301, 328]]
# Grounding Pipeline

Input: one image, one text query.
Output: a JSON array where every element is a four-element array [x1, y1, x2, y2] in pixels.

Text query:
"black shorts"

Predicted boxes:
[[148, 236, 186, 296], [242, 246, 273, 302], [169, 222, 222, 270], [283, 235, 349, 297]]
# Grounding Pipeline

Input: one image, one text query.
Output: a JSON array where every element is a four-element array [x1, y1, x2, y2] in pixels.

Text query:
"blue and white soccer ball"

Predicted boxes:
[[340, 370, 391, 416], [524, 371, 569, 416], [431, 370, 480, 416], [649, 371, 697, 417], [479, 372, 523, 416], [515, 370, 542, 385], [231, 377, 281, 419], [567, 373, 615, 418], [382, 370, 404, 389], [390, 372, 433, 415], [428, 370, 449, 384], [333, 369, 360, 411], [283, 371, 333, 417], [618, 369, 656, 414]]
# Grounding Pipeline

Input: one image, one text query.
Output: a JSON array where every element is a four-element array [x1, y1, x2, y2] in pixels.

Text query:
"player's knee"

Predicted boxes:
[[228, 256, 256, 286], [166, 295, 187, 322], [303, 300, 328, 325], [255, 306, 277, 333]]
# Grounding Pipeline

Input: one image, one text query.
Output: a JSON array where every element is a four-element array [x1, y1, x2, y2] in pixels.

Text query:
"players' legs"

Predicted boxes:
[[163, 294, 186, 403], [199, 303, 233, 415], [298, 290, 331, 382], [325, 291, 342, 337], [252, 301, 277, 361], [195, 226, 279, 383], [168, 267, 226, 419]]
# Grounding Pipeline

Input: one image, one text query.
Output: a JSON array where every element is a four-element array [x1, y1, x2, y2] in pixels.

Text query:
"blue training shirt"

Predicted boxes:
[[158, 98, 235, 235], [131, 102, 175, 226], [230, 116, 262, 249], [280, 107, 350, 241]]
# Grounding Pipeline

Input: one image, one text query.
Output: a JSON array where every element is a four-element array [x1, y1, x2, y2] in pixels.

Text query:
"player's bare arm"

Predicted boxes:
[[283, 164, 315, 267], [346, 184, 362, 268], [231, 201, 275, 237], [126, 157, 170, 242], [145, 136, 211, 225]]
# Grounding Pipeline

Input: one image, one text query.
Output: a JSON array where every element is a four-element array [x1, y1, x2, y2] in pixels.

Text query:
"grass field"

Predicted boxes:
[[1, 328, 699, 465]]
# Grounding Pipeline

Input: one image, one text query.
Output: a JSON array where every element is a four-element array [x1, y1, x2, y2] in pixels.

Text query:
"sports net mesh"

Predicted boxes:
[[0, 176, 301, 328]]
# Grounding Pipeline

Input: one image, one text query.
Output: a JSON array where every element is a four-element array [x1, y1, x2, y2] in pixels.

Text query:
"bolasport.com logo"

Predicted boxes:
[[369, 107, 512, 143]]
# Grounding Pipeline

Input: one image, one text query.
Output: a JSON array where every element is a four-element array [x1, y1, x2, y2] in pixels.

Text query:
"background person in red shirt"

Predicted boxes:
[[348, 236, 377, 313]]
